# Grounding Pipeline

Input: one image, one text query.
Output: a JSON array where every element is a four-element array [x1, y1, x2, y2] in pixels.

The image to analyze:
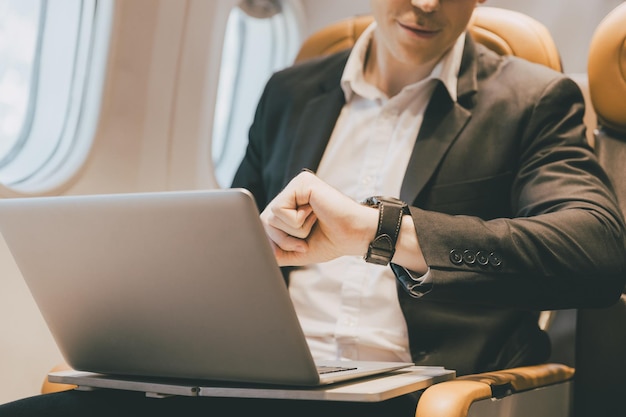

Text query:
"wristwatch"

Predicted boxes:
[[361, 196, 410, 266]]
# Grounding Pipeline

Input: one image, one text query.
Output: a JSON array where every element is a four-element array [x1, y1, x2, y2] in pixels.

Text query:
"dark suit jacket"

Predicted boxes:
[[231, 35, 626, 376]]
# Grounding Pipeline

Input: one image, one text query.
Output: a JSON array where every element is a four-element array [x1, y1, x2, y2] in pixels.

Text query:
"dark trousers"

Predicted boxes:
[[0, 389, 421, 417]]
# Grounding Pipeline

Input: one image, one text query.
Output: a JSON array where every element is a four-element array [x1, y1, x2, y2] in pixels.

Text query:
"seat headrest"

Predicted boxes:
[[295, 7, 562, 72], [468, 7, 561, 72], [588, 3, 626, 135], [294, 15, 371, 63]]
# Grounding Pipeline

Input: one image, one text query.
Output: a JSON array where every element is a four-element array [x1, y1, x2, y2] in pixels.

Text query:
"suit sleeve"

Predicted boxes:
[[395, 76, 626, 310], [230, 76, 275, 211]]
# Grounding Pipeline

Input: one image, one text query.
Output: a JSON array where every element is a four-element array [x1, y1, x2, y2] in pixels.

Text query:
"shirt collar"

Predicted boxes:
[[341, 22, 465, 103]]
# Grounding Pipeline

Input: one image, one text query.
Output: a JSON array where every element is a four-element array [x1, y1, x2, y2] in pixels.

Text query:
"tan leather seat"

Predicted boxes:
[[575, 4, 626, 417], [295, 6, 562, 72], [587, 3, 626, 138]]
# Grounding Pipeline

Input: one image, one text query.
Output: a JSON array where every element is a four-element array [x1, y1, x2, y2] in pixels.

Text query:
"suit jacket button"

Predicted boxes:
[[463, 250, 476, 265], [476, 251, 489, 266], [449, 249, 463, 265], [489, 252, 502, 267]]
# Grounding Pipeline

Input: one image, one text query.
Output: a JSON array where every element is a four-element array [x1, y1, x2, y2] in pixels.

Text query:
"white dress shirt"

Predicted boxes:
[[288, 23, 465, 362]]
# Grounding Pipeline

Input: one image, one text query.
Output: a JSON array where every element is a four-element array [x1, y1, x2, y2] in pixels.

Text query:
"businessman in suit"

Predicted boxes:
[[232, 0, 626, 378], [1, 0, 624, 416]]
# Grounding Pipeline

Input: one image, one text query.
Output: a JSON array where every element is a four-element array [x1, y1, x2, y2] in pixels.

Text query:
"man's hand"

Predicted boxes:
[[260, 171, 377, 266]]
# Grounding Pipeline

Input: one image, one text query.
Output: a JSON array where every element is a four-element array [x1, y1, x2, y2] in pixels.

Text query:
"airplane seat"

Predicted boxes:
[[295, 14, 373, 64], [40, 7, 577, 416], [574, 4, 626, 417]]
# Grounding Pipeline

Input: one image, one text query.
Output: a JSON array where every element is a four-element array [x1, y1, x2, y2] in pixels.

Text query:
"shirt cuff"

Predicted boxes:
[[390, 263, 433, 298]]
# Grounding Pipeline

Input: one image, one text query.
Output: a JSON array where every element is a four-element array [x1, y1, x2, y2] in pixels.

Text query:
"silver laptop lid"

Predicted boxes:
[[0, 189, 324, 386]]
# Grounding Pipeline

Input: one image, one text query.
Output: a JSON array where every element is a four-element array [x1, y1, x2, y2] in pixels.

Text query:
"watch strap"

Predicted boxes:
[[365, 202, 405, 265]]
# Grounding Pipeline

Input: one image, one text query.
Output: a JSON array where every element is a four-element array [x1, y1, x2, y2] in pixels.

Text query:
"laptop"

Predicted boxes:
[[0, 188, 413, 387]]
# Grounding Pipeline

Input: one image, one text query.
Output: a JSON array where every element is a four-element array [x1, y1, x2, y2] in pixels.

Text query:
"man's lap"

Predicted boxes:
[[0, 389, 420, 417]]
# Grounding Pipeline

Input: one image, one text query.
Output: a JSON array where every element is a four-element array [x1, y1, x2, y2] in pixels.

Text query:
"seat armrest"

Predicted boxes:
[[415, 363, 574, 417]]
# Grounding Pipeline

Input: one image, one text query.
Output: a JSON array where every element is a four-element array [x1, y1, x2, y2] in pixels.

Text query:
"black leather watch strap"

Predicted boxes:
[[362, 196, 408, 266]]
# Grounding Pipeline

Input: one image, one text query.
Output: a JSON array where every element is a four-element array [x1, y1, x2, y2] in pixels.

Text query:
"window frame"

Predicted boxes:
[[211, 0, 305, 188], [0, 0, 114, 196]]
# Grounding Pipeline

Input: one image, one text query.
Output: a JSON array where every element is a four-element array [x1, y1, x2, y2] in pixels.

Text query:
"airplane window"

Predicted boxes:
[[0, 0, 40, 176], [212, 0, 304, 188], [0, 0, 113, 194]]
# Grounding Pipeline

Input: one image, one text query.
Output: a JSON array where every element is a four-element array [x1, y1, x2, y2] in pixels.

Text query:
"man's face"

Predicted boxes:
[[370, 0, 484, 66]]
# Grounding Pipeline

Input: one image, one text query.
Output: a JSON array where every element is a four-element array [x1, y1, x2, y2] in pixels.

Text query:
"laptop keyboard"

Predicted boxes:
[[316, 365, 358, 375]]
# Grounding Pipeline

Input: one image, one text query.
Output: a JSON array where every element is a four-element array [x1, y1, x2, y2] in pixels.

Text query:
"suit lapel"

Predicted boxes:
[[284, 86, 346, 182], [399, 84, 472, 202], [400, 35, 479, 203]]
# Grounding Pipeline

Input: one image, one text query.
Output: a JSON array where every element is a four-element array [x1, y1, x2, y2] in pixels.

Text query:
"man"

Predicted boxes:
[[232, 0, 626, 377], [1, 0, 624, 415]]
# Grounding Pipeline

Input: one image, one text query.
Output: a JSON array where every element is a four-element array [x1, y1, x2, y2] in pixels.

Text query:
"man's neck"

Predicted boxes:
[[363, 38, 442, 98]]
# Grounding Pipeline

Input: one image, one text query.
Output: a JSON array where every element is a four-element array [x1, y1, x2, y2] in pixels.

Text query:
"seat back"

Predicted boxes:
[[575, 3, 626, 417], [295, 6, 562, 72]]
